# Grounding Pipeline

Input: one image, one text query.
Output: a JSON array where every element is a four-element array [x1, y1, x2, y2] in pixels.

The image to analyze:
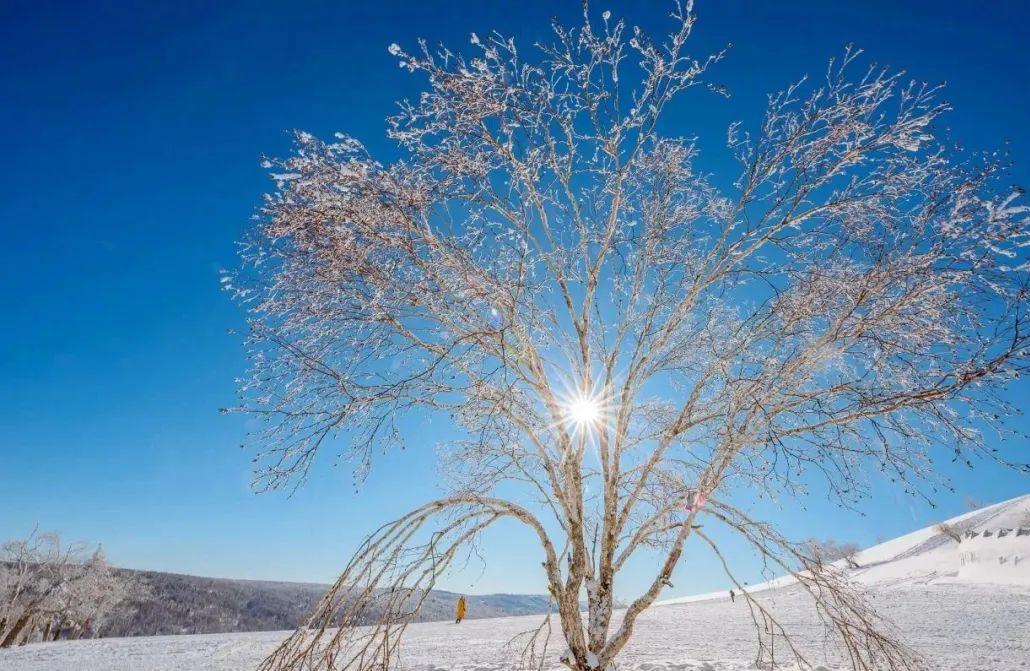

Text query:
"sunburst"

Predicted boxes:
[[565, 391, 603, 430]]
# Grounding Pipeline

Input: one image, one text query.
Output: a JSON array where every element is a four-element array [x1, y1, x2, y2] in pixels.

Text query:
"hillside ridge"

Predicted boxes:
[[101, 568, 551, 637]]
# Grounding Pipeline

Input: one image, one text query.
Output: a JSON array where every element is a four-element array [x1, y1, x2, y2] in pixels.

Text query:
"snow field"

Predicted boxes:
[[4, 494, 1028, 671], [3, 582, 1028, 671]]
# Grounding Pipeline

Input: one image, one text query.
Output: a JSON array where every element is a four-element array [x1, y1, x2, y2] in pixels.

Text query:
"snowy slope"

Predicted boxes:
[[2, 495, 1029, 671], [849, 492, 1030, 587], [660, 493, 1030, 605]]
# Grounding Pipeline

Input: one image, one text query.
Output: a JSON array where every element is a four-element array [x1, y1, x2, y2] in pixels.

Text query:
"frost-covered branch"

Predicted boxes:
[[231, 3, 1029, 670]]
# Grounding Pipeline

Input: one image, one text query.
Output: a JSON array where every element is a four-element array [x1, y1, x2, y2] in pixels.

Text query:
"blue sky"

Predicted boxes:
[[2, 0, 1029, 600]]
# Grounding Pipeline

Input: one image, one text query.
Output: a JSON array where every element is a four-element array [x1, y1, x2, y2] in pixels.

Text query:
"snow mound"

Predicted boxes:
[[660, 493, 1030, 605]]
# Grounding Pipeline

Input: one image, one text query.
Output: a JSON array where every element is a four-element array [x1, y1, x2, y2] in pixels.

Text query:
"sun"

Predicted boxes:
[[565, 392, 602, 429]]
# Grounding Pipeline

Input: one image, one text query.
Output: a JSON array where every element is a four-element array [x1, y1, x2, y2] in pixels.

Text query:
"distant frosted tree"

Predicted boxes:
[[936, 523, 963, 544], [229, 3, 1030, 670], [0, 531, 131, 647], [803, 539, 862, 568]]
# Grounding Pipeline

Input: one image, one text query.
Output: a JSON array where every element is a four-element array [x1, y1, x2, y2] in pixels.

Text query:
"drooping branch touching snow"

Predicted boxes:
[[230, 3, 1030, 670], [258, 497, 565, 671], [699, 502, 924, 670]]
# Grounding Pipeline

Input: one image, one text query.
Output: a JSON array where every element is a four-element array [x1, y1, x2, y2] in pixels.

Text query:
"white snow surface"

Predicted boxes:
[[3, 495, 1029, 671], [661, 492, 1030, 605]]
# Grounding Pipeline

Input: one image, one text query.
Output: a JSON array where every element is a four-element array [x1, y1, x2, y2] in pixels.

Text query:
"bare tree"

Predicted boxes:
[[228, 3, 1030, 670], [936, 523, 963, 544], [803, 538, 862, 569], [0, 531, 131, 647]]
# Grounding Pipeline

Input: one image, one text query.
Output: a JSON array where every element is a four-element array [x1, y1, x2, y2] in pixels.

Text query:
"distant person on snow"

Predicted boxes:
[[455, 595, 467, 623], [729, 589, 735, 603]]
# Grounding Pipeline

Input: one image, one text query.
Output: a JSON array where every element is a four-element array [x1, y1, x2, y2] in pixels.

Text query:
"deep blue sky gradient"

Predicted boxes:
[[2, 0, 1029, 598]]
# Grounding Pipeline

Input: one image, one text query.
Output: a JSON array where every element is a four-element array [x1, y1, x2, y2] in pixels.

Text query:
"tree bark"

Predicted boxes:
[[22, 614, 43, 645], [0, 612, 32, 648]]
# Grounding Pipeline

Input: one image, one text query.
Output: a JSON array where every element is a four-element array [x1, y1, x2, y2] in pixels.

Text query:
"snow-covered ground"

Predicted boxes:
[[4, 495, 1029, 671], [660, 492, 1030, 605]]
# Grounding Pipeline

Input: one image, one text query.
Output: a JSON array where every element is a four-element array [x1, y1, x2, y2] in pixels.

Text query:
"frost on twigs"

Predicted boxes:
[[230, 2, 1029, 670], [0, 530, 138, 647]]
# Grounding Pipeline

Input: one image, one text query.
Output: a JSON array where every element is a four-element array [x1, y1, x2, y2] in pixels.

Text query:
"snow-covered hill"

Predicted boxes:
[[101, 569, 553, 637], [661, 493, 1030, 606], [2, 495, 1028, 671], [851, 491, 1030, 588]]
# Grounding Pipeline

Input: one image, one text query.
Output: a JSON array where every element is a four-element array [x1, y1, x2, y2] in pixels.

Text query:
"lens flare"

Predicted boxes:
[[568, 395, 601, 428], [567, 394, 602, 427]]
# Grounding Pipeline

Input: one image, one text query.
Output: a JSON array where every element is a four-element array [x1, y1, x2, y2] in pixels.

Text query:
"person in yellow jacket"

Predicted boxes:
[[455, 595, 467, 623]]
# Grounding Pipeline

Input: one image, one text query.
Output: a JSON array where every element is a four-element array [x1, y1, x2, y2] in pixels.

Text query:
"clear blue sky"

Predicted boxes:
[[2, 0, 1029, 600]]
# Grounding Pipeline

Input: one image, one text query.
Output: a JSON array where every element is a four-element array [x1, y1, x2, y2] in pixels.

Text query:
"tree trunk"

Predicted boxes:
[[17, 614, 38, 646], [587, 578, 614, 655], [0, 612, 32, 648]]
